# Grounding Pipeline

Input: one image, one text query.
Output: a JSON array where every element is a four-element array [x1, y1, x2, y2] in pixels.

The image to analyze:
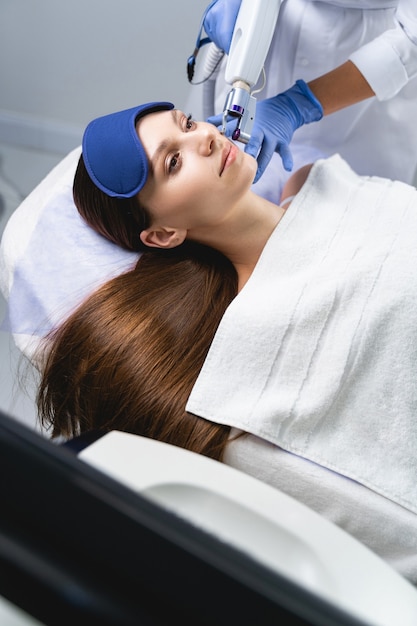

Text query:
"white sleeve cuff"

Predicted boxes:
[[349, 26, 417, 101]]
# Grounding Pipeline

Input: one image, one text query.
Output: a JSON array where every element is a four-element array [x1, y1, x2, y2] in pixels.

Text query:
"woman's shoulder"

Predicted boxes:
[[279, 154, 358, 210]]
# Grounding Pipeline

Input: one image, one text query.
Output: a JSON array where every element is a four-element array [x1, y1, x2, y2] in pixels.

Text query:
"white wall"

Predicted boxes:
[[0, 0, 208, 154]]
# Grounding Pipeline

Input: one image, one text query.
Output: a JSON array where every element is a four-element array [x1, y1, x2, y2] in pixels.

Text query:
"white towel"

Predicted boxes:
[[187, 154, 417, 514]]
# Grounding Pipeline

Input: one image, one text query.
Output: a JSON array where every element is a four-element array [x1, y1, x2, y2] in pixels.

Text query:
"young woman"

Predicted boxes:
[[39, 98, 288, 454], [37, 101, 417, 584]]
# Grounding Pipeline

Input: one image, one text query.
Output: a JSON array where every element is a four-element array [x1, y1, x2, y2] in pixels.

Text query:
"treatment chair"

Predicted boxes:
[[2, 410, 417, 626]]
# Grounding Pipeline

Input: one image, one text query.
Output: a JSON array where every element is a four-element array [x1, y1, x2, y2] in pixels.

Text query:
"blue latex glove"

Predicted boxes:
[[203, 0, 241, 53], [208, 80, 324, 183]]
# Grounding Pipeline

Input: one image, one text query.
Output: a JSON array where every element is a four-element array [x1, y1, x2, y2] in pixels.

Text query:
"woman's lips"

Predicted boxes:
[[220, 142, 238, 176]]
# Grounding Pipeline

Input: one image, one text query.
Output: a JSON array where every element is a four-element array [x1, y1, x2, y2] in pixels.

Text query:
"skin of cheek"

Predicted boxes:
[[141, 148, 257, 230]]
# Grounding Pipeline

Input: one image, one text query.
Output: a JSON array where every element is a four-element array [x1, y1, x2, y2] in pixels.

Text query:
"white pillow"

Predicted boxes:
[[0, 147, 138, 364]]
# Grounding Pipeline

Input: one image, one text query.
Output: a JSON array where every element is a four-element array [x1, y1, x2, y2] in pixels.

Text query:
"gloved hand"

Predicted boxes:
[[203, 0, 241, 53], [208, 80, 323, 183]]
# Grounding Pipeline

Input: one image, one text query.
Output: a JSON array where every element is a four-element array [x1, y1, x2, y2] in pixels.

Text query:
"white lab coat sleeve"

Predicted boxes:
[[349, 2, 417, 101]]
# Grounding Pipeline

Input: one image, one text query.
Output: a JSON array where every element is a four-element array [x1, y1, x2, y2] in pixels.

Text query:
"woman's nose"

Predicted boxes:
[[190, 123, 218, 156]]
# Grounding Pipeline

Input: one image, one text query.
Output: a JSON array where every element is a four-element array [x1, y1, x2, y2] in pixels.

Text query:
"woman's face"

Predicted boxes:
[[136, 109, 257, 235]]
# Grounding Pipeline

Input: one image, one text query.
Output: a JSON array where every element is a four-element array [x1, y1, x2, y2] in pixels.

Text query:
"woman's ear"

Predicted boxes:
[[140, 227, 187, 249]]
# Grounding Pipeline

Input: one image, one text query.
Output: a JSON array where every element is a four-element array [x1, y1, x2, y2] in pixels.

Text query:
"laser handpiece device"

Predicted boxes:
[[222, 0, 282, 143]]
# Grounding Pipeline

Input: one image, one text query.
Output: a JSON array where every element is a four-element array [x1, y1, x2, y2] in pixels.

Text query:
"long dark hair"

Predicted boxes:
[[37, 241, 238, 461]]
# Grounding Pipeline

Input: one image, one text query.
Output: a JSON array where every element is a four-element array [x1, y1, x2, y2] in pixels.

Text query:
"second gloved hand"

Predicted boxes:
[[203, 0, 241, 53], [208, 80, 323, 183], [247, 81, 323, 182]]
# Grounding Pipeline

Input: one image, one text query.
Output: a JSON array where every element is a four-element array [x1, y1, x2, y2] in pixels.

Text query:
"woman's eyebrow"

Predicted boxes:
[[149, 110, 181, 175]]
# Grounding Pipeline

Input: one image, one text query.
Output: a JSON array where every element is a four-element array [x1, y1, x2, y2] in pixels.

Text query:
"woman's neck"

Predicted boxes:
[[194, 191, 286, 291], [234, 195, 286, 291]]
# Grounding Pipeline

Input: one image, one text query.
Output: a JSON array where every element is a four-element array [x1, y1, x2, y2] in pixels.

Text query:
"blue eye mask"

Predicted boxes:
[[82, 101, 174, 198]]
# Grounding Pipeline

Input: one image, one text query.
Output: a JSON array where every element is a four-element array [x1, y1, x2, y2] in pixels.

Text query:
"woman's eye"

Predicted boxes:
[[166, 114, 194, 174], [169, 153, 180, 173], [185, 114, 195, 130]]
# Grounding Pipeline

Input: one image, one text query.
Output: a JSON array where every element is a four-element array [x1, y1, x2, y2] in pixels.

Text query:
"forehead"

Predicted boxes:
[[136, 109, 178, 156]]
